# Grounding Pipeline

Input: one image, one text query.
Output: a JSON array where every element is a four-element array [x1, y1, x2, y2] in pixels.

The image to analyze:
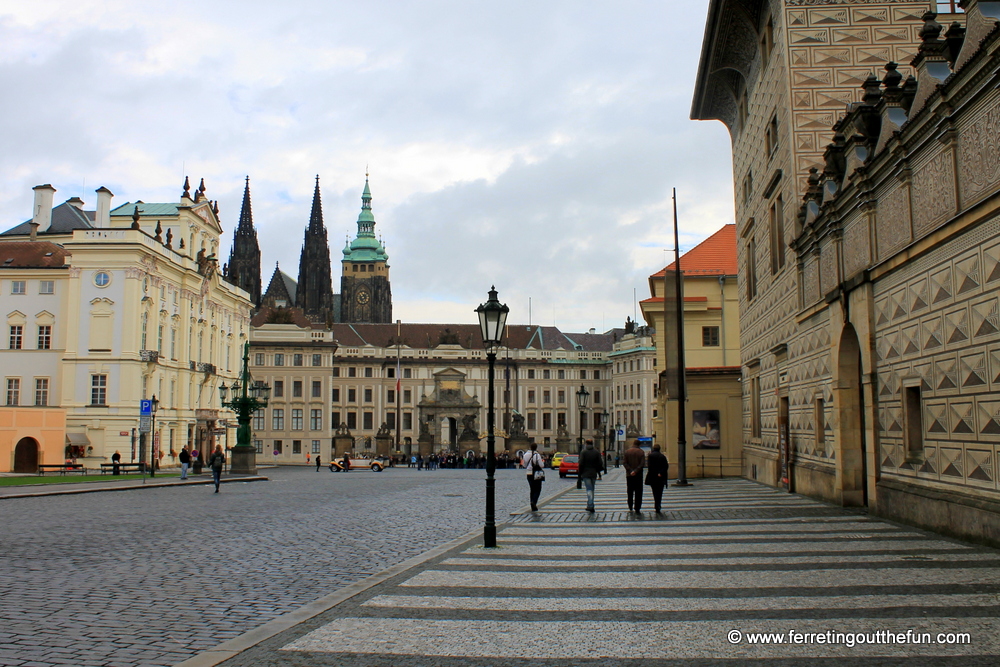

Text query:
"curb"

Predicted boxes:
[[174, 480, 571, 667], [0, 475, 268, 500]]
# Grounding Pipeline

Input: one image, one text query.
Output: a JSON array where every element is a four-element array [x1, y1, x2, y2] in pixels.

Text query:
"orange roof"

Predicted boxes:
[[651, 224, 736, 278]]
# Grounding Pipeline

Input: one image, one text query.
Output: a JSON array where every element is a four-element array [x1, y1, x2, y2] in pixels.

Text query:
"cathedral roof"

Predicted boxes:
[[263, 263, 297, 304], [343, 176, 388, 263]]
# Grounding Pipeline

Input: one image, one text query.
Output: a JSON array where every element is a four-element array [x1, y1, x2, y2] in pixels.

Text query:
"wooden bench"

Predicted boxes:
[[99, 462, 147, 474], [37, 464, 87, 476]]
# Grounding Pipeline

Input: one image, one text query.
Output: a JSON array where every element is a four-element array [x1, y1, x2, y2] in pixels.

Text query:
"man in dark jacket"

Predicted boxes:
[[209, 445, 226, 493], [578, 440, 606, 513], [178, 447, 191, 480], [623, 439, 646, 513], [645, 444, 670, 513]]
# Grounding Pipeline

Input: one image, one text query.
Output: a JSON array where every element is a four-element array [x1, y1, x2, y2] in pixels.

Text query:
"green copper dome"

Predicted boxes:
[[343, 176, 388, 262]]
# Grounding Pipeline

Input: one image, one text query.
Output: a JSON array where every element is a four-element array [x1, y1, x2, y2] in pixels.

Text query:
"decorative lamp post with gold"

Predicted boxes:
[[219, 341, 271, 475], [476, 286, 509, 549]]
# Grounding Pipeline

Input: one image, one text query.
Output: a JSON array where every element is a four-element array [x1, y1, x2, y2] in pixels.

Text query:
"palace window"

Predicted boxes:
[[312, 380, 322, 398], [312, 440, 321, 453], [291, 409, 303, 430], [91, 374, 107, 405], [904, 384, 923, 459], [39, 280, 54, 295], [528, 390, 536, 403], [9, 325, 22, 350], [403, 412, 412, 430], [348, 388, 356, 402], [293, 380, 302, 398], [292, 440, 302, 454], [274, 353, 284, 366], [34, 378, 48, 406], [769, 195, 785, 274], [312, 354, 322, 367], [293, 354, 303, 367], [253, 412, 264, 430], [6, 378, 20, 406], [347, 412, 357, 429], [331, 388, 340, 402], [363, 411, 374, 430], [273, 380, 284, 398], [364, 388, 373, 402], [272, 409, 284, 430]]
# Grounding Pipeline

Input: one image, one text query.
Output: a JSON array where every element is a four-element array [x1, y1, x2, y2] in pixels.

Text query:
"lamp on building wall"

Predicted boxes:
[[219, 342, 271, 475], [476, 285, 509, 549], [575, 384, 590, 452], [149, 395, 160, 477]]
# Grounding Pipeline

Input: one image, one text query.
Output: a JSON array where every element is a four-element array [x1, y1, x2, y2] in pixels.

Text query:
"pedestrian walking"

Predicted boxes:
[[645, 444, 669, 513], [623, 439, 646, 513], [522, 443, 545, 512], [209, 445, 226, 493], [178, 446, 191, 480], [315, 455, 321, 472], [111, 450, 122, 476], [578, 440, 606, 513]]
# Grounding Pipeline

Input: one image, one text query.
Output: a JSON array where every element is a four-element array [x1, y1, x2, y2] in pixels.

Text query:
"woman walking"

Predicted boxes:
[[645, 444, 670, 513]]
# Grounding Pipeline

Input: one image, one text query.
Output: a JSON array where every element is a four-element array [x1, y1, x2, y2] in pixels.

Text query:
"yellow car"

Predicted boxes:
[[550, 452, 568, 469]]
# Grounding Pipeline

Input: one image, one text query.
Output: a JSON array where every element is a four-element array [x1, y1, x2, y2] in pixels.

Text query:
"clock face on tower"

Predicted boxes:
[[357, 290, 370, 305]]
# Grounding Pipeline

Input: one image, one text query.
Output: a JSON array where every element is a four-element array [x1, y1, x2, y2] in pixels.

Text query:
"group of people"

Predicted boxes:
[[408, 453, 488, 470], [522, 439, 669, 513]]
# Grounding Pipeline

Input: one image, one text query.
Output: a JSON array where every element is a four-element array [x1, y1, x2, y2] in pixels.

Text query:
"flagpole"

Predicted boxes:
[[673, 188, 690, 486], [395, 319, 402, 456]]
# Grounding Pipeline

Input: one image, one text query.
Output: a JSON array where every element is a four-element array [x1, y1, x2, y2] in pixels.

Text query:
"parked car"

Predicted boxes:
[[559, 454, 579, 478], [330, 456, 388, 472], [550, 452, 568, 469]]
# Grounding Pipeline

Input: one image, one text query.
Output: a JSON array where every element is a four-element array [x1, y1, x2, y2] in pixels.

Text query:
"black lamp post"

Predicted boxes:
[[576, 384, 590, 452], [148, 395, 159, 477], [602, 408, 610, 460], [219, 341, 271, 475], [476, 286, 509, 549]]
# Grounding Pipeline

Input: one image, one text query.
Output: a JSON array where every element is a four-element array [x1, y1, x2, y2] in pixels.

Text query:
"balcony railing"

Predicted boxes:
[[197, 362, 217, 374], [139, 350, 160, 362]]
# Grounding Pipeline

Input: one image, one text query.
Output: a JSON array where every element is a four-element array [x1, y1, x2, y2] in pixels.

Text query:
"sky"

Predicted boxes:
[[0, 0, 735, 333]]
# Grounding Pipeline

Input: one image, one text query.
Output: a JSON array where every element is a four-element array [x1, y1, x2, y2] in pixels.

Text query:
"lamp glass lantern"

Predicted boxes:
[[576, 384, 591, 410], [150, 395, 159, 414], [219, 383, 229, 405], [476, 285, 509, 348]]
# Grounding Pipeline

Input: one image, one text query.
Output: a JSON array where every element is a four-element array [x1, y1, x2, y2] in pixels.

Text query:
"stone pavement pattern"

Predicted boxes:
[[210, 476, 1000, 666], [0, 466, 564, 667]]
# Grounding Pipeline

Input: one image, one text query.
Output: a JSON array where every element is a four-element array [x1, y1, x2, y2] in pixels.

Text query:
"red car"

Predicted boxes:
[[559, 454, 579, 478]]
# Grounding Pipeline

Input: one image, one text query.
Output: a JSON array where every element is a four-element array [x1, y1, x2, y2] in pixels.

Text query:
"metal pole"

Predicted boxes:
[[674, 188, 690, 486], [484, 349, 497, 548]]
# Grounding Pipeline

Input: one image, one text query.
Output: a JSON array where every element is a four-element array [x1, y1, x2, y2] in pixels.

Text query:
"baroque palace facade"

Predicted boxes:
[[0, 179, 252, 472], [694, 0, 1000, 545]]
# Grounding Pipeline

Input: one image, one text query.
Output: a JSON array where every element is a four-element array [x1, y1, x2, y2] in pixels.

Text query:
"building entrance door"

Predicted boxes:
[[13, 437, 39, 473]]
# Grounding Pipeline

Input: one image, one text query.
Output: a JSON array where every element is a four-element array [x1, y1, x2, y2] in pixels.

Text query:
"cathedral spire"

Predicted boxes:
[[308, 175, 324, 233], [296, 176, 334, 321], [227, 175, 261, 307]]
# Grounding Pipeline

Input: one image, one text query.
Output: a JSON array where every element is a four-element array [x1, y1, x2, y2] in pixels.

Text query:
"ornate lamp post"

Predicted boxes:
[[219, 341, 271, 475], [148, 395, 159, 477], [576, 384, 590, 452], [476, 286, 509, 549]]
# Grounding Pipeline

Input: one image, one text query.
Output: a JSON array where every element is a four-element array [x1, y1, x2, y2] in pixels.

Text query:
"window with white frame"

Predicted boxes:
[[272, 409, 284, 430], [34, 378, 48, 406], [91, 374, 107, 405], [291, 409, 303, 430], [39, 281, 54, 295], [6, 378, 20, 406], [310, 409, 322, 430], [9, 325, 23, 350]]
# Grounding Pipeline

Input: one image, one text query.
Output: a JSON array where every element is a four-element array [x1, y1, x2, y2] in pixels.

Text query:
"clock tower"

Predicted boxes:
[[340, 175, 392, 323]]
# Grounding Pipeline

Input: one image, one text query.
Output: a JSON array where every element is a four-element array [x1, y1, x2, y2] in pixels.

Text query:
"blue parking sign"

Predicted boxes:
[[140, 400, 152, 416]]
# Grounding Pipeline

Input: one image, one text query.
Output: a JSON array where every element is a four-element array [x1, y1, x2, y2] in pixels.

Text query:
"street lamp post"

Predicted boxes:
[[148, 395, 159, 477], [602, 408, 610, 462], [576, 384, 590, 452], [219, 341, 271, 475], [476, 286, 509, 549]]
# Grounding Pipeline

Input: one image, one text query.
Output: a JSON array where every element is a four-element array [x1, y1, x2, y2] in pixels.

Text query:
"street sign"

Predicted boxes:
[[140, 400, 152, 416], [616, 427, 626, 441], [139, 416, 151, 433], [119, 431, 129, 436]]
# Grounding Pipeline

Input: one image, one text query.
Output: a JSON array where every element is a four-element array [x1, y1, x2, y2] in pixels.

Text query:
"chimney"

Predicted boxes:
[[32, 184, 56, 233], [95, 187, 113, 229]]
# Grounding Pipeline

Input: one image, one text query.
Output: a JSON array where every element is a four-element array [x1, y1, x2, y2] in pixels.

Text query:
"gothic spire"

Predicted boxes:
[[308, 175, 324, 233], [227, 175, 262, 307]]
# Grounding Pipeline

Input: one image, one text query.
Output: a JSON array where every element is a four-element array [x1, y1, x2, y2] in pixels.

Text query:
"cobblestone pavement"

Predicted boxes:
[[204, 475, 1000, 666], [0, 465, 570, 667]]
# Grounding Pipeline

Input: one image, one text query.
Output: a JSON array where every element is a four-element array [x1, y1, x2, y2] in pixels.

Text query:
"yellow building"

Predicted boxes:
[[0, 408, 66, 473], [0, 179, 253, 468], [641, 225, 742, 477]]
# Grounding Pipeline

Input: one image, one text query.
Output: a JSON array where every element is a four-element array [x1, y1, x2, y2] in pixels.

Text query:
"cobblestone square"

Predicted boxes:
[[0, 466, 563, 667]]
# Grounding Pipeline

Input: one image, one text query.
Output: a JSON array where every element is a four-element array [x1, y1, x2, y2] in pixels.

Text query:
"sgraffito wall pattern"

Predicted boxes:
[[958, 92, 1000, 209], [875, 215, 1000, 492]]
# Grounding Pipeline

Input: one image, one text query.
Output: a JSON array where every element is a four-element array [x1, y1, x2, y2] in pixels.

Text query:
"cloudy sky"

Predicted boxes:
[[0, 0, 734, 333]]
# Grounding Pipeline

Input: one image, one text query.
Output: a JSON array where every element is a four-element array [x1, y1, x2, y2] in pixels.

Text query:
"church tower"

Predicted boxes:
[[296, 176, 335, 321], [226, 177, 262, 306], [340, 175, 391, 323]]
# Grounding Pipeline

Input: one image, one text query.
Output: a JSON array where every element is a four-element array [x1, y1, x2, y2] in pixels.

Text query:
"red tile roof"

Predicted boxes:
[[651, 224, 736, 278], [0, 241, 70, 268]]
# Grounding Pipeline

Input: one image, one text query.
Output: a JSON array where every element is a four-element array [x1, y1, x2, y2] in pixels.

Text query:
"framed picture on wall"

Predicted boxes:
[[692, 410, 720, 449]]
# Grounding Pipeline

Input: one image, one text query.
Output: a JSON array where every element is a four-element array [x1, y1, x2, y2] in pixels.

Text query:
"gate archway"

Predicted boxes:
[[13, 437, 39, 473]]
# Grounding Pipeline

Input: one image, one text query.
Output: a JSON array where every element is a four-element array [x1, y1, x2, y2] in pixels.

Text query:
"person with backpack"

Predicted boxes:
[[578, 440, 606, 513], [209, 445, 226, 493], [521, 443, 545, 512]]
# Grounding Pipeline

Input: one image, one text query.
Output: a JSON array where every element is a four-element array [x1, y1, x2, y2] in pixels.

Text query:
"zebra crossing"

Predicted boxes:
[[214, 476, 1000, 665]]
